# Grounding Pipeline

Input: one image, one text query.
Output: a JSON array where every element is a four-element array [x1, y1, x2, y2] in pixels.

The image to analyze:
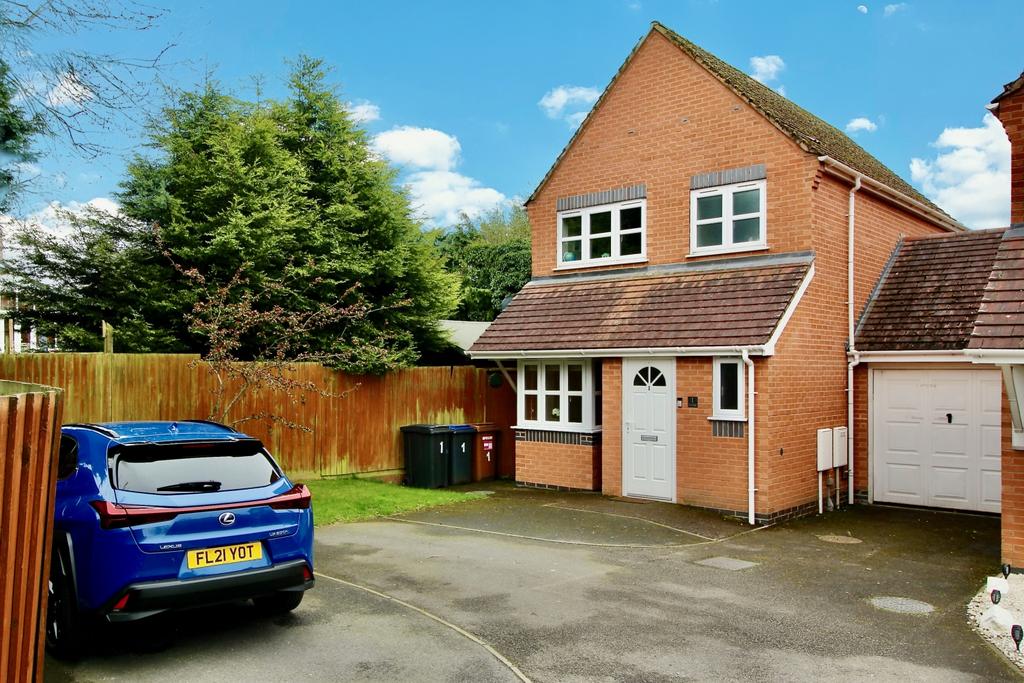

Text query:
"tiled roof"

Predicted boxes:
[[469, 256, 812, 354], [855, 229, 1005, 351], [992, 71, 1024, 106], [969, 225, 1024, 350], [652, 24, 948, 220], [527, 21, 954, 226]]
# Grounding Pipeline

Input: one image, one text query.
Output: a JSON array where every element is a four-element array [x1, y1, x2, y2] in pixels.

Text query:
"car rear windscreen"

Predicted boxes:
[[112, 440, 282, 494]]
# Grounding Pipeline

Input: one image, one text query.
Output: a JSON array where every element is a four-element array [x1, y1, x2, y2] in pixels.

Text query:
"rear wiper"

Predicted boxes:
[[156, 480, 223, 492]]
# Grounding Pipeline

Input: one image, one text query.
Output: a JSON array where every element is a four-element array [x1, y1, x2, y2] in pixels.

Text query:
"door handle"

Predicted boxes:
[[946, 413, 953, 424]]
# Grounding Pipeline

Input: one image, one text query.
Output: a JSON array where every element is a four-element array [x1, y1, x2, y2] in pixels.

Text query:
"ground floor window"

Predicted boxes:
[[712, 357, 745, 421], [518, 359, 599, 430]]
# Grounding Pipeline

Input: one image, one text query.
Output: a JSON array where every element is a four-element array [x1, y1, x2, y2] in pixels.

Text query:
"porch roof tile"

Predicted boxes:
[[469, 257, 811, 354]]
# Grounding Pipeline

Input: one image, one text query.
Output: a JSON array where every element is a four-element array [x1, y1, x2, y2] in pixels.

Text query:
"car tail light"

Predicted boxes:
[[268, 484, 312, 510], [91, 501, 179, 529], [90, 484, 311, 529], [112, 593, 131, 611], [303, 565, 313, 582]]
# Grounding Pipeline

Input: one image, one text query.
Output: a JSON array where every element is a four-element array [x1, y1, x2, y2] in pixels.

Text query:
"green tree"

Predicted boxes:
[[2, 58, 460, 372], [437, 205, 532, 321], [0, 58, 43, 214]]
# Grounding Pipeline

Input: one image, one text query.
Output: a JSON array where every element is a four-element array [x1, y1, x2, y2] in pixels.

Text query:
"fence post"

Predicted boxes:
[[101, 321, 114, 354]]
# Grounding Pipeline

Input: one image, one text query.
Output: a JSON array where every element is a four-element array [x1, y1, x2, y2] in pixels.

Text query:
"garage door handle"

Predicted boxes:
[[947, 413, 953, 424]]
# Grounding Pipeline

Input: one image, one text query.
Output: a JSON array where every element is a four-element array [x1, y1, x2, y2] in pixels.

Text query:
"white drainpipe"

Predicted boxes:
[[847, 175, 862, 506], [743, 349, 756, 525]]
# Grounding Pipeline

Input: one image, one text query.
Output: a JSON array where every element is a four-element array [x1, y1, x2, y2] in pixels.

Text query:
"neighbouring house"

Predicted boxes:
[[469, 21, 1024, 538], [849, 69, 1024, 566], [0, 293, 38, 353]]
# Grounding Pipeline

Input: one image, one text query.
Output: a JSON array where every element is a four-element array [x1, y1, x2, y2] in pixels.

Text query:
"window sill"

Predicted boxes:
[[554, 256, 647, 271], [514, 424, 603, 433], [708, 415, 746, 423], [687, 243, 768, 259]]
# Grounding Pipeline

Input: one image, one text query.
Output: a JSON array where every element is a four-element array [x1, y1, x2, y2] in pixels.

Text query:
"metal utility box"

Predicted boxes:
[[816, 428, 833, 472], [448, 424, 475, 485], [832, 427, 849, 468], [400, 424, 450, 488], [469, 422, 500, 482]]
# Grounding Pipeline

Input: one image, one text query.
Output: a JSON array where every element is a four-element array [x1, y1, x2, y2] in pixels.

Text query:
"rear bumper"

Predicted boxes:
[[104, 559, 314, 622]]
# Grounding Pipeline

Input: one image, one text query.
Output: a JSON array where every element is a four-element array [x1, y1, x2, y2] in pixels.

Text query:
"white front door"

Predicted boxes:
[[622, 358, 676, 501], [872, 368, 1002, 513]]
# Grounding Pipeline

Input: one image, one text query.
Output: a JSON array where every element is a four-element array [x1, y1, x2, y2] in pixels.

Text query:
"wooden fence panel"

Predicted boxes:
[[0, 354, 515, 479], [0, 381, 63, 683]]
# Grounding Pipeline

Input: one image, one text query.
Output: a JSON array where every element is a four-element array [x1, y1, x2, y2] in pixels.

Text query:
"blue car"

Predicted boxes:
[[47, 420, 314, 658]]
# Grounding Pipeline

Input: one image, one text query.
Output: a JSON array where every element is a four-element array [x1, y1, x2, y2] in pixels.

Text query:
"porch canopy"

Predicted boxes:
[[468, 252, 813, 359]]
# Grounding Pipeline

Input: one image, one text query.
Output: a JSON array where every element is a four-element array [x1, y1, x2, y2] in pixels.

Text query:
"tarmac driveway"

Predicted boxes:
[[46, 484, 1018, 682]]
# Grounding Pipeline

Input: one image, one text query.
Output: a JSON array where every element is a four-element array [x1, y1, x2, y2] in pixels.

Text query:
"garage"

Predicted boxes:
[[872, 368, 1002, 513]]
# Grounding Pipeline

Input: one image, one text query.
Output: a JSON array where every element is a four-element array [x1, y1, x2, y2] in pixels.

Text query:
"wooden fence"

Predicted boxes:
[[0, 354, 515, 478], [0, 380, 63, 683]]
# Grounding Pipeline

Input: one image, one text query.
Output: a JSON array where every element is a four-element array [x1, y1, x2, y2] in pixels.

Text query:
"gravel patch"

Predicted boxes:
[[869, 596, 934, 614], [968, 573, 1024, 670]]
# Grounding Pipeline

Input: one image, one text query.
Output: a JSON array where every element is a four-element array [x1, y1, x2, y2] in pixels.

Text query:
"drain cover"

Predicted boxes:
[[869, 596, 934, 614], [818, 534, 862, 544], [696, 556, 759, 571]]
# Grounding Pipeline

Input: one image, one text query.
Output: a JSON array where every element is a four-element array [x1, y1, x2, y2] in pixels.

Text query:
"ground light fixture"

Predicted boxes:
[[1003, 564, 1013, 579], [1013, 624, 1024, 652], [992, 589, 1002, 605]]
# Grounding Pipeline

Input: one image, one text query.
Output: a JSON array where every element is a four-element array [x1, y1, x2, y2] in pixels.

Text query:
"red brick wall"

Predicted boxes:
[[758, 175, 948, 514], [526, 30, 817, 277], [675, 357, 752, 511], [516, 440, 600, 491], [601, 359, 623, 497], [1002, 384, 1024, 565], [996, 89, 1024, 224]]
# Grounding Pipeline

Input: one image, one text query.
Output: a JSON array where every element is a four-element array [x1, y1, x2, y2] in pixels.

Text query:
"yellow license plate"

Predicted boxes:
[[187, 541, 263, 569]]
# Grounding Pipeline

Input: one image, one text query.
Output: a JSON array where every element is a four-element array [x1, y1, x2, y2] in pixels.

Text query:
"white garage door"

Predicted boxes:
[[873, 368, 1002, 513]]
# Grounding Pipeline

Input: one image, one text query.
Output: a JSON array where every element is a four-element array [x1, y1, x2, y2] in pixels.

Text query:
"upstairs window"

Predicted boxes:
[[690, 180, 766, 256], [557, 199, 646, 268]]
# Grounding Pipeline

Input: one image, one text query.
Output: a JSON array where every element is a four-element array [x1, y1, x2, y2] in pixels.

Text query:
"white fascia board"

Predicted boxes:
[[762, 262, 814, 356], [817, 156, 965, 233], [967, 349, 1024, 365], [856, 350, 968, 363], [469, 345, 766, 360]]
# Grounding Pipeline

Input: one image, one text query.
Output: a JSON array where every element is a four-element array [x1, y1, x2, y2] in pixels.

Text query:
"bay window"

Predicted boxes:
[[518, 360, 600, 430], [557, 199, 646, 268]]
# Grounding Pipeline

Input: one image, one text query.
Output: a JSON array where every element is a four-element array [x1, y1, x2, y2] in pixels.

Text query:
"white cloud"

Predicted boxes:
[[347, 100, 380, 124], [404, 171, 506, 226], [910, 113, 1010, 229], [883, 3, 907, 16], [749, 55, 785, 84], [3, 197, 121, 245], [857, 5, 869, 13], [538, 85, 600, 127], [46, 72, 92, 107], [371, 126, 506, 225], [371, 126, 460, 171], [845, 117, 878, 133]]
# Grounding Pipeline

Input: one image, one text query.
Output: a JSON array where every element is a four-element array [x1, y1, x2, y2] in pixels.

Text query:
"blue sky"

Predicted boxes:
[[10, 0, 1024, 229]]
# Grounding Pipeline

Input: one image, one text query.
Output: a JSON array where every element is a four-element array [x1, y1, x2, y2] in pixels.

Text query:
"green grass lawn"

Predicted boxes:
[[304, 478, 483, 526]]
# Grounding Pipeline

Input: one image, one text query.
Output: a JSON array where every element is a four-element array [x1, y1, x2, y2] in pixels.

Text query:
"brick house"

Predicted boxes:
[[470, 23, 1021, 539]]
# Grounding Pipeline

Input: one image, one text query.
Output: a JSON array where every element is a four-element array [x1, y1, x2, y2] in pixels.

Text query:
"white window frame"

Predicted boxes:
[[517, 359, 598, 431], [689, 179, 767, 257], [712, 357, 745, 421], [556, 199, 646, 270]]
